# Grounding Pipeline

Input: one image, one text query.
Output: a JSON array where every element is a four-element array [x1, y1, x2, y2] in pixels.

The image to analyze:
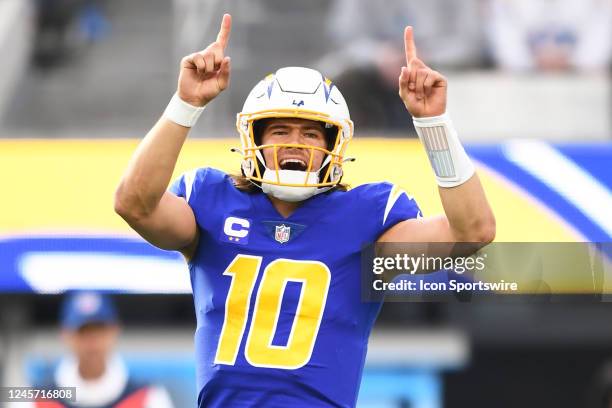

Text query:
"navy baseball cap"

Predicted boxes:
[[60, 291, 119, 330]]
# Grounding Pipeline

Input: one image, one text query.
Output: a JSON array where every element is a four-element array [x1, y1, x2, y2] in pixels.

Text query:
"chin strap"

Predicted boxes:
[[261, 168, 327, 202]]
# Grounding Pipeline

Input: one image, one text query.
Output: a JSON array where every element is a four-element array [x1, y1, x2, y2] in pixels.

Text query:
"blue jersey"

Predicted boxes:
[[170, 168, 421, 408]]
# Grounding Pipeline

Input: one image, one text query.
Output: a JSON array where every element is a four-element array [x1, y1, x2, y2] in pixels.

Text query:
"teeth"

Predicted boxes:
[[280, 159, 306, 166]]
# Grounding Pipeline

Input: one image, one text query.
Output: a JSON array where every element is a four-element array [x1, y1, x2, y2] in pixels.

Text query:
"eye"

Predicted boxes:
[[304, 132, 321, 139], [272, 131, 288, 136]]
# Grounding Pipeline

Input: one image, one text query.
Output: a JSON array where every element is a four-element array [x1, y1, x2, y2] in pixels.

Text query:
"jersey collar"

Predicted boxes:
[[251, 191, 329, 222]]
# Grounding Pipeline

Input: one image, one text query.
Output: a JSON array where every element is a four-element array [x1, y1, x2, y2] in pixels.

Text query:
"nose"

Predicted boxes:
[[285, 128, 302, 145], [279, 129, 308, 157]]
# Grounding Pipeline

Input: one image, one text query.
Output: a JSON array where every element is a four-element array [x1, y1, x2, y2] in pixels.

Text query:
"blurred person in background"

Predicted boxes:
[[319, 0, 486, 132], [34, 0, 109, 68], [32, 291, 173, 408], [115, 12, 495, 407], [486, 0, 612, 72]]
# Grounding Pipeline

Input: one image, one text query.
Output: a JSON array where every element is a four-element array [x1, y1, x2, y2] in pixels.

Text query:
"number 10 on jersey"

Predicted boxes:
[[214, 254, 331, 369]]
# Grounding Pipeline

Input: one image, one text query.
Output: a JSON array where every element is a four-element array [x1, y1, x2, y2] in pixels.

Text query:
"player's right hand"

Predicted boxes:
[[399, 26, 447, 118], [177, 14, 232, 107]]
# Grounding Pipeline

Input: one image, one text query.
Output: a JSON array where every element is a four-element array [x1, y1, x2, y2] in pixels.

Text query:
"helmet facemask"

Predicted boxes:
[[253, 117, 339, 182]]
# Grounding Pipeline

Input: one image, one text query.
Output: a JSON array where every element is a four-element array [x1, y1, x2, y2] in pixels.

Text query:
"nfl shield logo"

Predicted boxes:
[[275, 224, 291, 244]]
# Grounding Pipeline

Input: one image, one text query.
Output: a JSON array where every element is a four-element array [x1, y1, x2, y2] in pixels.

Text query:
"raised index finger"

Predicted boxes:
[[216, 13, 232, 49], [404, 26, 417, 62]]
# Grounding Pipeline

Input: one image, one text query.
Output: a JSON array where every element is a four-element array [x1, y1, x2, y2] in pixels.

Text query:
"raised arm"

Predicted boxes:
[[114, 14, 232, 256], [379, 26, 495, 245]]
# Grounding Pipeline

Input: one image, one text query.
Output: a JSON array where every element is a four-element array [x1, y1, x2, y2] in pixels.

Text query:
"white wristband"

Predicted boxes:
[[163, 93, 205, 128], [413, 113, 475, 188]]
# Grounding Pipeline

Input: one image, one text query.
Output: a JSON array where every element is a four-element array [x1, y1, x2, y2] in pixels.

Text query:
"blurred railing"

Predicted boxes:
[[447, 72, 611, 141]]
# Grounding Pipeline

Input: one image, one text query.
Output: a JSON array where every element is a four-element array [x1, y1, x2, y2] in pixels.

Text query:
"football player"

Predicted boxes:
[[115, 14, 495, 408], [30, 292, 173, 408]]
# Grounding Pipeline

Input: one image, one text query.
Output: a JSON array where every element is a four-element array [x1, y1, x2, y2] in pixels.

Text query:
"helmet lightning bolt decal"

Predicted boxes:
[[323, 76, 334, 102], [267, 78, 275, 99]]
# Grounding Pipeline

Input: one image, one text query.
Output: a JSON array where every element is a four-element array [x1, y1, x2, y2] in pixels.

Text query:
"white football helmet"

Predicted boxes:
[[235, 67, 354, 202]]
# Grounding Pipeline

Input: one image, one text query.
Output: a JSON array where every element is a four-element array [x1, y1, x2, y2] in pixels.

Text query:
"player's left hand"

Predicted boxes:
[[399, 26, 447, 118]]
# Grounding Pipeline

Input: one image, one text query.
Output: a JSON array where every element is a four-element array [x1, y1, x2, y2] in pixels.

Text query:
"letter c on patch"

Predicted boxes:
[[224, 217, 250, 238]]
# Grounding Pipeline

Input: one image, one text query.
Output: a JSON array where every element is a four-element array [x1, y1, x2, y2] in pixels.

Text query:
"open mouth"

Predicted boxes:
[[279, 158, 308, 171]]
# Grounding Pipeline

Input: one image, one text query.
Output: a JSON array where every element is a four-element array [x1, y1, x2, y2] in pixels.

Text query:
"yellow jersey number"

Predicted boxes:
[[213, 254, 331, 369]]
